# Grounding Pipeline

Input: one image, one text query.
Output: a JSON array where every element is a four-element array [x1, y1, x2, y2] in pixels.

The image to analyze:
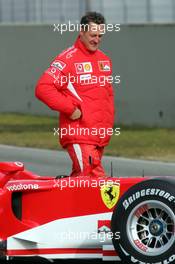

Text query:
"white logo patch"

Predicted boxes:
[[75, 62, 92, 74], [80, 74, 91, 81], [51, 60, 66, 71]]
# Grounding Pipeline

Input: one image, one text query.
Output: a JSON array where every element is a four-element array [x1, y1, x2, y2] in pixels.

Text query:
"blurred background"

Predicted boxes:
[[1, 0, 175, 24], [0, 0, 175, 161], [1, 0, 175, 126]]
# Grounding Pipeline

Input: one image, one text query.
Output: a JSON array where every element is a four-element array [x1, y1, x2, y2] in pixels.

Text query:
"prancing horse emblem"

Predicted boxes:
[[101, 184, 120, 209]]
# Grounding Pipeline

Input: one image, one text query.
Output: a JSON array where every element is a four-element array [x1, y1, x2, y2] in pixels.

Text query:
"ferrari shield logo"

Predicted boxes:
[[101, 184, 120, 209]]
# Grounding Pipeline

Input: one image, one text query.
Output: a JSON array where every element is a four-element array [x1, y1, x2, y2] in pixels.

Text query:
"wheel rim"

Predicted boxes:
[[127, 200, 175, 256]]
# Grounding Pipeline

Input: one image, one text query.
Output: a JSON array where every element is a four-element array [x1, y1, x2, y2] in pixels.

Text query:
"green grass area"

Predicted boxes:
[[0, 113, 175, 162]]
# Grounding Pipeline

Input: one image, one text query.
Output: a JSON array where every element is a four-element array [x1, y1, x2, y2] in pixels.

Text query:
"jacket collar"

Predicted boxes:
[[74, 36, 97, 56]]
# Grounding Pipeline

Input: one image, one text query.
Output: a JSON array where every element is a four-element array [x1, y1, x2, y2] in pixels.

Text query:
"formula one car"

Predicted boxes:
[[0, 161, 174, 264]]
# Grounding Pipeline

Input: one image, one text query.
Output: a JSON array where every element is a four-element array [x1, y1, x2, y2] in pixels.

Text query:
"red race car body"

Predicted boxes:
[[0, 161, 174, 264]]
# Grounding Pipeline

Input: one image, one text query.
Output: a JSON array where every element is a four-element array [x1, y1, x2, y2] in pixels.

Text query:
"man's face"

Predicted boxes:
[[80, 22, 105, 52]]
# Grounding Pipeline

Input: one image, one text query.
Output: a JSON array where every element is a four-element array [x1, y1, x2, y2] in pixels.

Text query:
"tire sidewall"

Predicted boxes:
[[111, 179, 175, 264]]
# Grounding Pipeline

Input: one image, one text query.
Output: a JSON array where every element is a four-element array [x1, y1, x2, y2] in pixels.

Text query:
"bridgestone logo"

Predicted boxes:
[[123, 188, 175, 210], [130, 254, 175, 264], [7, 184, 39, 191]]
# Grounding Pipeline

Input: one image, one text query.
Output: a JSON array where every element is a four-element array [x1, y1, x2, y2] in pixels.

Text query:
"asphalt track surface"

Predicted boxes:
[[0, 144, 175, 177], [1, 144, 175, 263]]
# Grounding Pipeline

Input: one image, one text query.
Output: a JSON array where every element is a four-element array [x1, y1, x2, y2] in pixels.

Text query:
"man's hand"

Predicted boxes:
[[70, 108, 82, 120]]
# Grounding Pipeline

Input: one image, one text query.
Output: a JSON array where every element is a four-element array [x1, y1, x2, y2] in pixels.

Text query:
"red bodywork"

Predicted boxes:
[[0, 161, 148, 260]]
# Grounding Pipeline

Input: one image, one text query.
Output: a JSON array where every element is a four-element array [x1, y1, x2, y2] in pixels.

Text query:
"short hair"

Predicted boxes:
[[80, 12, 105, 31]]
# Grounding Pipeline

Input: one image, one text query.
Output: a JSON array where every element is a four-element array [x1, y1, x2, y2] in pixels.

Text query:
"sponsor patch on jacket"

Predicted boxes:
[[66, 48, 77, 59], [98, 61, 110, 71], [46, 67, 60, 80], [80, 74, 91, 81], [51, 60, 66, 71], [75, 62, 92, 74]]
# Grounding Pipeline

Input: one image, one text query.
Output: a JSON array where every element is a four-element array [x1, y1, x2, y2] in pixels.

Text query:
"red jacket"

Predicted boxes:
[[35, 37, 115, 147]]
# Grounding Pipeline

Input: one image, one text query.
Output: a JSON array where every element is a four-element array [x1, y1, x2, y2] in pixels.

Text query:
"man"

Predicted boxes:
[[35, 12, 114, 177]]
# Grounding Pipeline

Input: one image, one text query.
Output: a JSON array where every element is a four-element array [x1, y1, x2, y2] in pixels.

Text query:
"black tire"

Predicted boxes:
[[111, 178, 175, 264]]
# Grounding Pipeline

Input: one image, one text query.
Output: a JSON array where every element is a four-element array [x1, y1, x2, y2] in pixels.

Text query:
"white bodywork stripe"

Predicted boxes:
[[102, 245, 121, 261], [31, 254, 101, 259], [73, 144, 83, 172], [8, 213, 112, 249], [103, 245, 115, 250], [7, 253, 102, 259], [67, 81, 82, 101], [103, 256, 120, 261]]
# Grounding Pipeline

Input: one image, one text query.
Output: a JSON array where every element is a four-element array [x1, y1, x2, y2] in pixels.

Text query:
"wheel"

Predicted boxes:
[[111, 178, 175, 264]]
